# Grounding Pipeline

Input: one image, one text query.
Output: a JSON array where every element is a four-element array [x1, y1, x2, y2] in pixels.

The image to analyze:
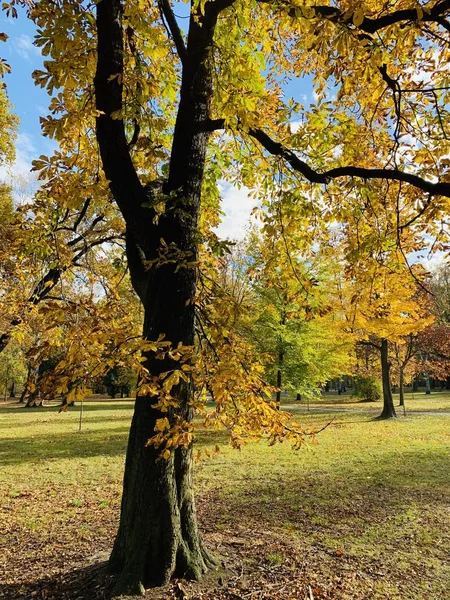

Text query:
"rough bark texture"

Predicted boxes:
[[94, 0, 228, 593], [379, 338, 396, 419]]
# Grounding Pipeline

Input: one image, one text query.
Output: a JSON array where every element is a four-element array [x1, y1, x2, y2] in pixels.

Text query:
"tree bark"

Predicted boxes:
[[94, 0, 226, 593], [9, 380, 15, 398], [378, 338, 396, 419], [425, 373, 431, 394]]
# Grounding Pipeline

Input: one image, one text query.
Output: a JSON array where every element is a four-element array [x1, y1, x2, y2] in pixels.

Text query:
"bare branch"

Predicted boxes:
[[72, 198, 92, 232], [158, 0, 187, 64]]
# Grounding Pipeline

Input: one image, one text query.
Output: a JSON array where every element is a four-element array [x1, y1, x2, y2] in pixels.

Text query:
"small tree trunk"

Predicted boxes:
[[9, 380, 15, 398], [275, 347, 283, 407], [296, 393, 301, 402], [425, 374, 431, 395], [378, 339, 396, 419], [25, 391, 43, 408], [19, 387, 27, 404], [398, 369, 405, 407]]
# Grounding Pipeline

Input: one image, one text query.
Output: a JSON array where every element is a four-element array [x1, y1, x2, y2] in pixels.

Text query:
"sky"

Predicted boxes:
[[0, 6, 316, 240], [0, 6, 445, 272]]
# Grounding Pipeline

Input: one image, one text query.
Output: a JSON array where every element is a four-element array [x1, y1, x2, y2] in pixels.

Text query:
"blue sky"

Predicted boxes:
[[0, 5, 314, 237]]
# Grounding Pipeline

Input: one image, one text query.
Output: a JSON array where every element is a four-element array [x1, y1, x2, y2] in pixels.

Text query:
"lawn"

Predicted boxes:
[[0, 397, 449, 600], [280, 389, 450, 412]]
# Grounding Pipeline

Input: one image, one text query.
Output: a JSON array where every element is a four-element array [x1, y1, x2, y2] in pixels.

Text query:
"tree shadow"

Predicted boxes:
[[0, 425, 130, 466], [0, 560, 117, 600], [1, 400, 135, 415], [199, 445, 450, 537]]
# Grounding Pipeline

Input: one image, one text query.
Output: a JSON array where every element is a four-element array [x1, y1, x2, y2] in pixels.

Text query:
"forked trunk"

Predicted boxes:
[[95, 0, 222, 592], [379, 338, 396, 419]]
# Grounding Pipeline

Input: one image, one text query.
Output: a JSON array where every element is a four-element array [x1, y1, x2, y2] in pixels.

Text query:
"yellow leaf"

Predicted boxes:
[[353, 8, 364, 27], [155, 417, 170, 432]]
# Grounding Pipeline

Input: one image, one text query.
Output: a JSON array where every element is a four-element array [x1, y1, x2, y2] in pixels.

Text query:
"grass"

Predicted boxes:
[[281, 388, 450, 412], [0, 396, 449, 599]]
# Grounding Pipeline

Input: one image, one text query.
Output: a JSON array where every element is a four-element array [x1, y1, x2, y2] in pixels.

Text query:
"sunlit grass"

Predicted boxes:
[[0, 396, 449, 599]]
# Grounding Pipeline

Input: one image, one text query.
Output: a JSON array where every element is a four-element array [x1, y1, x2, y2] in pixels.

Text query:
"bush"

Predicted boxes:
[[354, 376, 382, 402]]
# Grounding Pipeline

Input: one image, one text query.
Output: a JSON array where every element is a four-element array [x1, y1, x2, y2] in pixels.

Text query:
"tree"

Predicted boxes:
[[242, 227, 354, 404], [11, 0, 450, 593], [347, 267, 434, 418], [0, 341, 27, 400]]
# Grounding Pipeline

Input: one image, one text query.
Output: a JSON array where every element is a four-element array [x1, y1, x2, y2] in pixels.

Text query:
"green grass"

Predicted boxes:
[[282, 389, 450, 412], [0, 396, 449, 599]]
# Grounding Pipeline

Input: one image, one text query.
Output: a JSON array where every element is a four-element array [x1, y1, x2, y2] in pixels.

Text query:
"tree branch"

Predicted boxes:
[[158, 0, 187, 65], [72, 198, 91, 232], [358, 340, 382, 351], [95, 0, 146, 227], [262, 0, 450, 34], [248, 127, 450, 199]]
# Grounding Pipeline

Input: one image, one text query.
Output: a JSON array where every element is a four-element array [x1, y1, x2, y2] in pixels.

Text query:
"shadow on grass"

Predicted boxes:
[[0, 413, 134, 431], [0, 426, 130, 466], [1, 401, 136, 415], [0, 561, 116, 600], [198, 444, 450, 538]]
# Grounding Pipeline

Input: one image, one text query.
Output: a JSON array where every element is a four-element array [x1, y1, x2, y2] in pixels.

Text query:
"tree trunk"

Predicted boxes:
[[379, 338, 396, 419], [296, 392, 302, 402], [425, 374, 431, 394], [9, 380, 15, 398], [398, 368, 404, 407], [95, 0, 224, 592], [109, 240, 214, 593], [109, 398, 213, 594], [276, 349, 283, 407], [25, 391, 43, 408]]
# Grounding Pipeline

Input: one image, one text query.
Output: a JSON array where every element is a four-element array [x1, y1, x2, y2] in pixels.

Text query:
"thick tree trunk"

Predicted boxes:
[[109, 397, 213, 594], [95, 0, 224, 592], [379, 338, 396, 419], [398, 368, 404, 407], [109, 244, 214, 594]]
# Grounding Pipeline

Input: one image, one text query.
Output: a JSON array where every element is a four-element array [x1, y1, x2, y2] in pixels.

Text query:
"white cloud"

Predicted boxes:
[[12, 34, 40, 61], [215, 181, 260, 241], [422, 252, 447, 273], [290, 120, 303, 133]]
